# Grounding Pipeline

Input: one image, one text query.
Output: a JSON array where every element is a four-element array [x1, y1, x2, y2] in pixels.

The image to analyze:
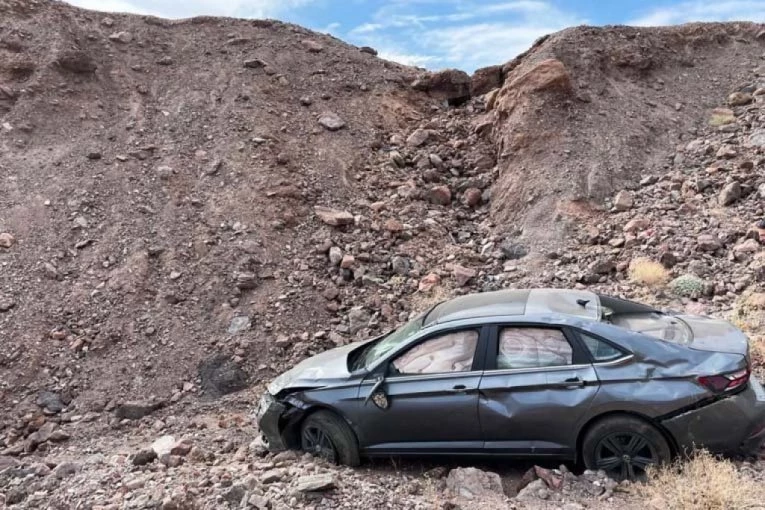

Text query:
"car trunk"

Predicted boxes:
[[607, 311, 749, 359]]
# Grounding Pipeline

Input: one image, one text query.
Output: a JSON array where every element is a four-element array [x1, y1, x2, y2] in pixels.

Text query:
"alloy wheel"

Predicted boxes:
[[594, 431, 658, 480], [301, 425, 337, 463]]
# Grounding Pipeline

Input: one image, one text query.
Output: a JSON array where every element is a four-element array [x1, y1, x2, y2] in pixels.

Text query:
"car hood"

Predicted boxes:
[[676, 315, 750, 357], [266, 340, 369, 395]]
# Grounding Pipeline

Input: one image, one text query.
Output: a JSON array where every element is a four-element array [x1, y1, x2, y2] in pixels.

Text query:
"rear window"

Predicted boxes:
[[607, 312, 692, 344]]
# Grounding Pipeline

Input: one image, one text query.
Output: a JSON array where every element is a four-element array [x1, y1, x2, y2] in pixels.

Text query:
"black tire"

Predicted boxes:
[[582, 415, 671, 481], [300, 410, 361, 467]]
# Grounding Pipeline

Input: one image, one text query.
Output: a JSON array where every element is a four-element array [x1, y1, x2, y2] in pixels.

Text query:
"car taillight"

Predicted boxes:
[[698, 369, 750, 393]]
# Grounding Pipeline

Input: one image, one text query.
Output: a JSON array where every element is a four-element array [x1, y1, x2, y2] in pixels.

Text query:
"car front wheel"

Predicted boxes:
[[582, 415, 671, 481], [300, 410, 360, 467]]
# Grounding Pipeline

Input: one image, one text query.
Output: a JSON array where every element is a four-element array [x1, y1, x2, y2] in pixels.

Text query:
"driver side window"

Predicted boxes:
[[391, 329, 479, 375]]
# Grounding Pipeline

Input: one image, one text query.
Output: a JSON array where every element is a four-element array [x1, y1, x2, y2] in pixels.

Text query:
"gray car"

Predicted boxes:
[[256, 288, 765, 479]]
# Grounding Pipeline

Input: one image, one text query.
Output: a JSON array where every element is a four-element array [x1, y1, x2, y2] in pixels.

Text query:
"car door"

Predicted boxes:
[[477, 324, 599, 456], [357, 326, 487, 454]]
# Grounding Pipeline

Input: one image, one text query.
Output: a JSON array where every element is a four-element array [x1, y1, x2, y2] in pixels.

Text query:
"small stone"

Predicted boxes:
[[728, 91, 753, 106], [623, 218, 650, 233], [406, 128, 430, 147], [719, 181, 741, 206], [462, 188, 482, 207], [452, 265, 477, 287], [228, 316, 251, 334], [0, 300, 16, 313], [391, 255, 410, 275], [243, 58, 267, 68], [383, 218, 404, 233], [0, 232, 16, 248], [613, 190, 634, 211], [156, 166, 173, 180], [151, 435, 176, 457], [156, 56, 174, 65], [36, 391, 65, 414], [302, 39, 324, 52], [314, 206, 354, 226], [428, 185, 452, 205], [114, 401, 163, 420], [697, 234, 722, 252], [299, 96, 312, 106], [328, 246, 343, 265], [108, 31, 133, 43], [340, 254, 355, 269], [359, 46, 378, 55], [86, 151, 102, 160], [131, 449, 157, 466], [318, 112, 346, 131], [261, 468, 286, 484], [52, 461, 80, 478], [418, 273, 441, 292]]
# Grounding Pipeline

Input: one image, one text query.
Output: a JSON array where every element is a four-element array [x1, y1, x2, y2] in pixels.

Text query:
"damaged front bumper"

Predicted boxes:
[[255, 392, 310, 452], [661, 378, 765, 456], [255, 392, 288, 451]]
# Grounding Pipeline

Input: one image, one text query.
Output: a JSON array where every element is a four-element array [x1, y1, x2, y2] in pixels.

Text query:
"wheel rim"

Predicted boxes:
[[301, 425, 337, 463], [594, 431, 658, 480]]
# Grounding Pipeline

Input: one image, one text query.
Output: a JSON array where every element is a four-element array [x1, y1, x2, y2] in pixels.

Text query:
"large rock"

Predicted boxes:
[[36, 390, 66, 413], [314, 206, 354, 226], [198, 355, 249, 398], [114, 401, 163, 420], [719, 181, 741, 206], [56, 51, 97, 73], [412, 69, 471, 104], [294, 473, 335, 492], [446, 467, 504, 500], [471, 64, 503, 96]]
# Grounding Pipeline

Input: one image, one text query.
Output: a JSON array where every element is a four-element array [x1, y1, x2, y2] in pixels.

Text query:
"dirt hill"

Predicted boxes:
[[1, 1, 764, 508]]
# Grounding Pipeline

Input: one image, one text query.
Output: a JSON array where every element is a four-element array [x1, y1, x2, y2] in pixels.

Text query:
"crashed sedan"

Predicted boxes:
[[256, 288, 765, 479]]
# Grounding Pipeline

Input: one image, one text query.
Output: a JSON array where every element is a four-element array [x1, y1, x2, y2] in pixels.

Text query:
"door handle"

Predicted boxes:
[[449, 384, 469, 393], [558, 377, 585, 389]]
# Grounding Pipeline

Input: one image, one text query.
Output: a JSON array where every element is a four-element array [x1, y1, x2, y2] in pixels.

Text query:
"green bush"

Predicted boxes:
[[670, 274, 704, 297]]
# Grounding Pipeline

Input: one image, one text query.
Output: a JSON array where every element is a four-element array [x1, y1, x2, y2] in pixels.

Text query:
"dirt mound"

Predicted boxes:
[[484, 23, 765, 252]]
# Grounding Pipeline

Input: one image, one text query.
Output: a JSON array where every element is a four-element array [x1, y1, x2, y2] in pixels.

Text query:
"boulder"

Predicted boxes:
[[446, 467, 504, 500], [412, 69, 471, 104]]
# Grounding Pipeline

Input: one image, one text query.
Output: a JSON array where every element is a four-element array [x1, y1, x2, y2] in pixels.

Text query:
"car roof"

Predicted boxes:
[[423, 288, 602, 327]]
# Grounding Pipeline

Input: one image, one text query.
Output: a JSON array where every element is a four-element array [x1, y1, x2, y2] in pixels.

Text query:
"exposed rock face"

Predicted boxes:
[[412, 69, 472, 104]]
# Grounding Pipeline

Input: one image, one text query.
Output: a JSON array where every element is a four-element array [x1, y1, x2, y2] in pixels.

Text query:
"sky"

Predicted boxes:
[[65, 0, 765, 72]]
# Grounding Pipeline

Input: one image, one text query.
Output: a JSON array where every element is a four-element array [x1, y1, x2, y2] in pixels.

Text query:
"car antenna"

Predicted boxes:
[[576, 299, 590, 308]]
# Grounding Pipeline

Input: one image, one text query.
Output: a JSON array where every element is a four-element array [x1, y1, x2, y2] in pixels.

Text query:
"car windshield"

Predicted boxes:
[[353, 313, 425, 370]]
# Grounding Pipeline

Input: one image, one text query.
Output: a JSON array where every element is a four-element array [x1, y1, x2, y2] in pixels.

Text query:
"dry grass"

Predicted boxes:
[[709, 111, 735, 126], [628, 258, 670, 287], [641, 450, 765, 510]]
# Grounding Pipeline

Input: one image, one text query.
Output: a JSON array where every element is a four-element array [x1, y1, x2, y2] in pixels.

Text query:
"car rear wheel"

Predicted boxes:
[[582, 415, 671, 481], [300, 410, 360, 467]]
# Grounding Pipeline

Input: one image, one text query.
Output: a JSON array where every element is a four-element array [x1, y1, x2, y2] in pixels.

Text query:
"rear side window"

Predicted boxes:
[[497, 327, 572, 369], [580, 332, 624, 362]]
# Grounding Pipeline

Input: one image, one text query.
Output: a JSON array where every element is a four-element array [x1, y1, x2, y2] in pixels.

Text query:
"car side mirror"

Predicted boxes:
[[363, 374, 389, 409]]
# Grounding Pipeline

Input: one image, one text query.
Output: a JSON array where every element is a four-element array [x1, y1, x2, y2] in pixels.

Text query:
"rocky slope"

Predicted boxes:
[[1, 0, 764, 508]]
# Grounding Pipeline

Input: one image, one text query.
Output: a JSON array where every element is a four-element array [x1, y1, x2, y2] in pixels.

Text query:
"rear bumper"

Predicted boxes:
[[661, 379, 765, 456]]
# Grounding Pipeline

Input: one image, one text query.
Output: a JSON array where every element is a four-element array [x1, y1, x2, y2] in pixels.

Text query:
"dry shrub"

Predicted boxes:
[[641, 450, 765, 510], [628, 258, 669, 287], [709, 111, 735, 126], [731, 292, 765, 334]]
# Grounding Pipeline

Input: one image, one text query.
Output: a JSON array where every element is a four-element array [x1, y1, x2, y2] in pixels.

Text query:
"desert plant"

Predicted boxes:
[[669, 274, 704, 297], [628, 258, 670, 287], [709, 111, 735, 126], [641, 449, 765, 510], [731, 291, 765, 333]]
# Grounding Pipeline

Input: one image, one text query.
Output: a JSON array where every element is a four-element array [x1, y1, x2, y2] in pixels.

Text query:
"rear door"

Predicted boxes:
[[477, 324, 599, 456]]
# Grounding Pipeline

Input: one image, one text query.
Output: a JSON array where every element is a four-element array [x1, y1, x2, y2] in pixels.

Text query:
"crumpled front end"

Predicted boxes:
[[661, 379, 765, 456], [255, 392, 289, 451]]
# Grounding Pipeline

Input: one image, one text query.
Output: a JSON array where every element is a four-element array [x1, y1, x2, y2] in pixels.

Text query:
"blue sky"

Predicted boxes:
[[66, 1, 765, 72]]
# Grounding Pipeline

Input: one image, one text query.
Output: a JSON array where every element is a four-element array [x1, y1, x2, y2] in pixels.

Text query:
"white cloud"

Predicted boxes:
[[377, 50, 440, 68], [349, 22, 384, 35], [420, 23, 563, 70], [65, 0, 314, 19], [630, 0, 765, 26]]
